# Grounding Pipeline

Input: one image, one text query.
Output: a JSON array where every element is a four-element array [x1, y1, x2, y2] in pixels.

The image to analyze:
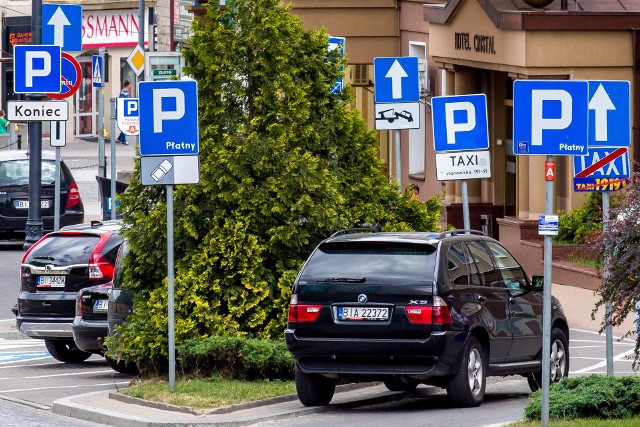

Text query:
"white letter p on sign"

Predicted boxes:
[[531, 90, 572, 146], [25, 51, 51, 88], [153, 89, 185, 133], [445, 102, 476, 145]]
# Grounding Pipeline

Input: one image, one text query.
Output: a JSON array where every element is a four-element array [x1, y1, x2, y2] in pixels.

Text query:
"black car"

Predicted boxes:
[[105, 240, 138, 374], [0, 150, 84, 237], [16, 220, 122, 363], [285, 229, 569, 407], [72, 282, 112, 356]]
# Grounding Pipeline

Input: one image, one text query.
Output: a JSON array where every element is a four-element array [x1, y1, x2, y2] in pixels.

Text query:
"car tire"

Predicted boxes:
[[383, 378, 419, 392], [106, 356, 140, 375], [45, 339, 92, 364], [527, 327, 569, 392], [446, 336, 486, 407], [295, 368, 335, 406]]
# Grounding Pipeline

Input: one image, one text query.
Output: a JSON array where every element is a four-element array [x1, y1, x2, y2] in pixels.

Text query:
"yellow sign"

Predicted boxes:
[[127, 44, 145, 76]]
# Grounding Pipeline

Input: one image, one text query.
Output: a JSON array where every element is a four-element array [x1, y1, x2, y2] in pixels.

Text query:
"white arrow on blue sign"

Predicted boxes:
[[588, 80, 630, 147], [432, 94, 489, 152], [13, 45, 61, 94], [139, 80, 199, 156], [328, 36, 345, 94], [513, 80, 589, 156], [373, 57, 419, 103], [42, 4, 83, 52]]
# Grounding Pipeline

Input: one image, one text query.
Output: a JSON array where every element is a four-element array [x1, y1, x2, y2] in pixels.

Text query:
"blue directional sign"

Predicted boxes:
[[588, 80, 630, 147], [92, 55, 103, 88], [42, 4, 83, 52], [13, 45, 61, 94], [573, 146, 630, 192], [374, 57, 419, 103], [328, 36, 345, 94], [432, 94, 489, 152], [513, 80, 588, 156], [139, 80, 199, 156]]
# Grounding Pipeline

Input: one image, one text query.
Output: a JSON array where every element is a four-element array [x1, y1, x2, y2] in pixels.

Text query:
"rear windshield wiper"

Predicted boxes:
[[315, 277, 366, 283]]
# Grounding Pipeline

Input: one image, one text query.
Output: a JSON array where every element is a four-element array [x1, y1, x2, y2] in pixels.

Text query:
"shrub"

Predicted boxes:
[[525, 375, 640, 420], [555, 193, 603, 244], [176, 336, 295, 381]]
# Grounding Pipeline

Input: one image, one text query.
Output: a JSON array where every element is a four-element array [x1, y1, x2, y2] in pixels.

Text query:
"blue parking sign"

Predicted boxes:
[[138, 80, 199, 156], [513, 80, 588, 156], [14, 45, 61, 94], [432, 94, 489, 152]]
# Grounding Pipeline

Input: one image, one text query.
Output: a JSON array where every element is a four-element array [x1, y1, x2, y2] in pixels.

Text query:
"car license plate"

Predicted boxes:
[[14, 200, 51, 209], [36, 275, 65, 288], [94, 299, 109, 312], [338, 307, 389, 321]]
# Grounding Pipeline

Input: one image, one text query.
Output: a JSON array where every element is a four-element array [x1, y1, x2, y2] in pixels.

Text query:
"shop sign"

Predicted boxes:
[[82, 9, 147, 48]]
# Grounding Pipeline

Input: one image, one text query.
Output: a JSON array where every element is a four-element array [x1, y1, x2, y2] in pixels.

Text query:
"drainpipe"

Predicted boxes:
[[633, 29, 640, 167]]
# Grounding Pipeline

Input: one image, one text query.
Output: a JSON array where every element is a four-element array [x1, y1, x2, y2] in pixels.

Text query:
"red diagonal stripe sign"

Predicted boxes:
[[575, 147, 627, 178]]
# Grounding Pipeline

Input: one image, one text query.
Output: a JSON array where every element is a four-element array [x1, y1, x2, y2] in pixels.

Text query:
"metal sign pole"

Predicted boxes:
[[602, 192, 614, 375], [98, 47, 106, 178], [54, 147, 61, 231], [167, 184, 176, 390], [110, 99, 117, 220], [461, 180, 470, 231], [395, 129, 401, 188], [541, 156, 554, 427]]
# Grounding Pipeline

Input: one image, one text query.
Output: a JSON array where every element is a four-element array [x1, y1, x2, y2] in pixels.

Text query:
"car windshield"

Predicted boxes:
[[298, 242, 437, 285], [0, 159, 60, 186]]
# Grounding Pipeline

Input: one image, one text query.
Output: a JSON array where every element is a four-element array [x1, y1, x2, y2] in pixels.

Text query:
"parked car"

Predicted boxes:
[[105, 240, 138, 374], [285, 229, 570, 407], [72, 282, 112, 356], [0, 150, 84, 238], [16, 220, 122, 363]]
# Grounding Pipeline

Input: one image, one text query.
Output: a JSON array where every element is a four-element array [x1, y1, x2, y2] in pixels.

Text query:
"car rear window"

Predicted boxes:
[[0, 159, 63, 186], [23, 235, 100, 264], [298, 242, 437, 285]]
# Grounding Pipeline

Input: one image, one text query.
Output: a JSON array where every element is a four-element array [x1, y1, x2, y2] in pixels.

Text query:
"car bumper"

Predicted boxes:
[[17, 317, 74, 338], [72, 317, 108, 354], [0, 211, 84, 234], [285, 329, 467, 378]]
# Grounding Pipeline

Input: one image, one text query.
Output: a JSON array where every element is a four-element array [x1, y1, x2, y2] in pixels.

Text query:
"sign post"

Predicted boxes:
[[139, 80, 200, 391]]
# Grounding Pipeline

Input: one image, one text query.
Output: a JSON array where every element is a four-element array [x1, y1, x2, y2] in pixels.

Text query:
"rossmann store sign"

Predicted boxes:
[[82, 9, 149, 48]]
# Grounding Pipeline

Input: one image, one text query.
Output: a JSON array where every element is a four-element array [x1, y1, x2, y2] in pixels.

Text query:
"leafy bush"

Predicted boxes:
[[176, 336, 294, 381], [525, 375, 640, 420], [556, 193, 603, 244]]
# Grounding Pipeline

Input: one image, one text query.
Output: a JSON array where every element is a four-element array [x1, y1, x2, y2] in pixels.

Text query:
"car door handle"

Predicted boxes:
[[477, 295, 486, 303]]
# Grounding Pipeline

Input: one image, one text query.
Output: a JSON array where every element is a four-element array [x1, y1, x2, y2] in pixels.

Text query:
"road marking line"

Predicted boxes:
[[0, 381, 130, 393], [572, 348, 636, 374], [571, 339, 634, 345], [571, 328, 636, 343]]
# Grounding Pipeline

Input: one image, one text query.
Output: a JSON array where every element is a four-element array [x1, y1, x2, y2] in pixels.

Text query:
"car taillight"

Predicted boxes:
[[405, 297, 452, 325], [66, 181, 81, 209], [288, 304, 322, 322], [89, 233, 115, 280], [76, 290, 84, 316]]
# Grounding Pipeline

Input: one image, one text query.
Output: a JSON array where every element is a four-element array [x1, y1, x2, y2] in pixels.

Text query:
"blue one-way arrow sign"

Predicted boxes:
[[588, 80, 630, 147], [42, 4, 83, 52], [374, 57, 419, 103]]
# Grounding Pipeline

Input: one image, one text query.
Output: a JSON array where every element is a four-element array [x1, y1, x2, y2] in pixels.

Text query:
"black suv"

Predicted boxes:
[[16, 220, 122, 363], [285, 229, 569, 407]]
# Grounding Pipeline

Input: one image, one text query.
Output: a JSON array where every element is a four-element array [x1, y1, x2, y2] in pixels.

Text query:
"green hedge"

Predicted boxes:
[[176, 336, 295, 381], [525, 375, 640, 420]]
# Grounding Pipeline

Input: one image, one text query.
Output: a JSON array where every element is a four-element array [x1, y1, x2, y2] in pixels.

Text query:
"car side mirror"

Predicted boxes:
[[531, 275, 544, 291]]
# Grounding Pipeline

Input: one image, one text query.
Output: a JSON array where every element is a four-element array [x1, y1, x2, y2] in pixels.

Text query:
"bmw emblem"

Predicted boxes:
[[357, 294, 367, 304]]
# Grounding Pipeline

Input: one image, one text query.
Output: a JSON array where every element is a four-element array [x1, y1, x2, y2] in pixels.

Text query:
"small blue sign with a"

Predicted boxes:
[[92, 55, 103, 88], [42, 4, 83, 52], [588, 80, 630, 147], [513, 80, 588, 156], [538, 215, 559, 236], [328, 36, 345, 94], [432, 94, 489, 152], [573, 146, 630, 192], [373, 57, 419, 103]]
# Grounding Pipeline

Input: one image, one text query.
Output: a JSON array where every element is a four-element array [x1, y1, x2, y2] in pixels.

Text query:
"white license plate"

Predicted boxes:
[[36, 275, 65, 288], [338, 307, 389, 321], [14, 200, 51, 209], [93, 299, 108, 312]]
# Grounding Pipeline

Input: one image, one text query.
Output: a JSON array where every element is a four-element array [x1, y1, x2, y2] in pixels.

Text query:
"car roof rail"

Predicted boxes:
[[437, 229, 486, 239], [330, 224, 381, 238]]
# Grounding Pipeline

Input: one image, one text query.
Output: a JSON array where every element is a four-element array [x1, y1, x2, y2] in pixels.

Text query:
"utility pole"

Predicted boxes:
[[24, 0, 44, 249]]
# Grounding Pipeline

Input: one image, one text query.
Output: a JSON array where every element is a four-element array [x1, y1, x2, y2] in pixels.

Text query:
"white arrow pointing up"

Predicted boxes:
[[385, 60, 408, 99], [589, 84, 616, 142], [48, 7, 71, 47]]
